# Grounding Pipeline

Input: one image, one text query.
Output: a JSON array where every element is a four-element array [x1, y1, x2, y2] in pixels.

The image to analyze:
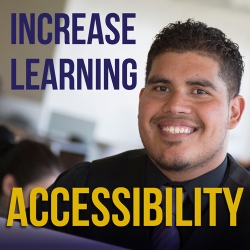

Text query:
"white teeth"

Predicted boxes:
[[161, 126, 193, 134], [170, 127, 175, 134], [175, 127, 180, 133]]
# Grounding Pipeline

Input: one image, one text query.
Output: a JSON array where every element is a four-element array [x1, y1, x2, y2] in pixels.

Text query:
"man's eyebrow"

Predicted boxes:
[[147, 76, 218, 91], [146, 76, 171, 85], [186, 79, 217, 91]]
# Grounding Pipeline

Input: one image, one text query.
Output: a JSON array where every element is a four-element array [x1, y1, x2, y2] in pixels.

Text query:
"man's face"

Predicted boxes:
[[138, 51, 240, 180]]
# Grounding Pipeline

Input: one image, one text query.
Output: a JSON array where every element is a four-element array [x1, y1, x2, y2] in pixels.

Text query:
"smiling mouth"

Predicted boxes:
[[159, 125, 195, 134]]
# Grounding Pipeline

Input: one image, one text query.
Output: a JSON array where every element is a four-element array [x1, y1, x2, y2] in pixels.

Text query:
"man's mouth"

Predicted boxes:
[[159, 125, 195, 134]]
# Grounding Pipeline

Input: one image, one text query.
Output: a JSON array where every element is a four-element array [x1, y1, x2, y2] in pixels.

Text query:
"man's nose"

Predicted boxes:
[[162, 91, 192, 115]]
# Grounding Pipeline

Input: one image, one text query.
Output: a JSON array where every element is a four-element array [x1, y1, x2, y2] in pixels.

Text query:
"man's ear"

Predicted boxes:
[[2, 174, 17, 197], [229, 95, 245, 129], [139, 88, 145, 98]]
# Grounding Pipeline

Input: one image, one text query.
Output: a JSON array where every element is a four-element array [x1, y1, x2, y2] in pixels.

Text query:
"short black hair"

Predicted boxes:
[[0, 139, 62, 193], [146, 19, 244, 100]]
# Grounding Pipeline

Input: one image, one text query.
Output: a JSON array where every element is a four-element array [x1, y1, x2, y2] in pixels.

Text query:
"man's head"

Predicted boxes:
[[145, 19, 244, 100], [138, 19, 245, 181], [0, 139, 62, 215]]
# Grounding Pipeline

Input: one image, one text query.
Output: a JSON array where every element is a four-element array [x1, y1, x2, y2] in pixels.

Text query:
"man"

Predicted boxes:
[[27, 19, 250, 249]]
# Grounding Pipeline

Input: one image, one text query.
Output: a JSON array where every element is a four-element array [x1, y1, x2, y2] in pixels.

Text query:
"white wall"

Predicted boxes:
[[0, 94, 41, 130], [38, 0, 250, 160]]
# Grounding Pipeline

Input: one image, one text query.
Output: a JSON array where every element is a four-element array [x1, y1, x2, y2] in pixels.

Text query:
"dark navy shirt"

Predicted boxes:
[[27, 152, 228, 248], [145, 156, 228, 246]]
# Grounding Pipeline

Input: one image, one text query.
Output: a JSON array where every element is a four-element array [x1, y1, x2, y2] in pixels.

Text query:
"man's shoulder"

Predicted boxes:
[[227, 153, 250, 189], [53, 149, 147, 188], [87, 149, 147, 188], [92, 148, 147, 166]]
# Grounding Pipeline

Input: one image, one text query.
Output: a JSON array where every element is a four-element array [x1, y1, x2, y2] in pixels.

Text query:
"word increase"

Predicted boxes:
[[11, 13, 136, 45]]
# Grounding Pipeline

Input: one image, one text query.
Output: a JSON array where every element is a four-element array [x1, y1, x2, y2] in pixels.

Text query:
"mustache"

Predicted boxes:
[[150, 114, 204, 128]]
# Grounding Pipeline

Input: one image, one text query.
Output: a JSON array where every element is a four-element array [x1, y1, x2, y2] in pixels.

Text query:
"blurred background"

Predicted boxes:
[[1, 0, 250, 170]]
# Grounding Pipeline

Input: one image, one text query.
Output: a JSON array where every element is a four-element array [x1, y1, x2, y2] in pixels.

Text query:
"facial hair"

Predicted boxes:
[[139, 113, 229, 173]]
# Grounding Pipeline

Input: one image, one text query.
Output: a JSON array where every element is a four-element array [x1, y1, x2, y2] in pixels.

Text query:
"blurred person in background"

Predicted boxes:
[[0, 136, 62, 217], [0, 125, 15, 160]]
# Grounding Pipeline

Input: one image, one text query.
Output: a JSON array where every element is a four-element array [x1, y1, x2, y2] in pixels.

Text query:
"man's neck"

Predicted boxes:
[[152, 155, 227, 182]]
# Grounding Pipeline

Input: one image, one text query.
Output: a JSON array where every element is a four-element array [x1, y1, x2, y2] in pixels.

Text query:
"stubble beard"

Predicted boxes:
[[145, 139, 225, 173], [145, 141, 192, 172], [139, 116, 229, 174]]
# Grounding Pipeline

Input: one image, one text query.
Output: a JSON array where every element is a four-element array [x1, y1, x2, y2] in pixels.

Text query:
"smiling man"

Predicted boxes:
[[139, 50, 243, 181], [26, 19, 250, 250]]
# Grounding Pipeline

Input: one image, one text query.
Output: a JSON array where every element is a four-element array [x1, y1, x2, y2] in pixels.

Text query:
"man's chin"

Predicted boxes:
[[152, 155, 191, 172], [163, 140, 183, 147]]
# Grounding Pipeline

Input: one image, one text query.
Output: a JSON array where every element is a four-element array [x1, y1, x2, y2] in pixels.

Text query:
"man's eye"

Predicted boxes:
[[156, 86, 169, 92], [193, 89, 207, 94]]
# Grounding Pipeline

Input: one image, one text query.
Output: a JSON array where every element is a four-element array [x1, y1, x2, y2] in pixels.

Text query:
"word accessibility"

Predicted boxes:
[[7, 187, 243, 227]]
